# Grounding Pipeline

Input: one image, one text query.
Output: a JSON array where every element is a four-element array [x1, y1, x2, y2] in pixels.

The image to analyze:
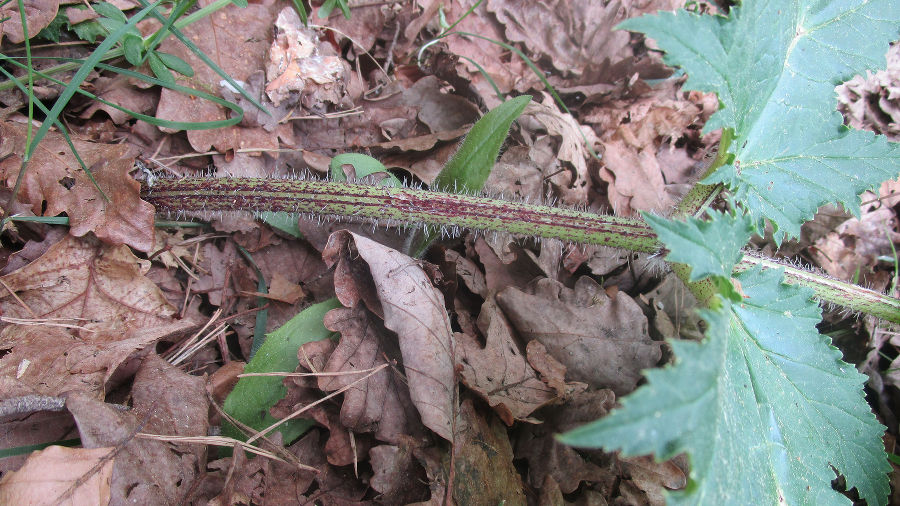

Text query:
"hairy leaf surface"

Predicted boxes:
[[620, 2, 900, 241]]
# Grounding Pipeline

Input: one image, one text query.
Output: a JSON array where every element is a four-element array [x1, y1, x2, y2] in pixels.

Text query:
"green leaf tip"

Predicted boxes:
[[644, 209, 754, 283], [621, 1, 900, 243], [433, 94, 531, 193], [559, 266, 889, 504]]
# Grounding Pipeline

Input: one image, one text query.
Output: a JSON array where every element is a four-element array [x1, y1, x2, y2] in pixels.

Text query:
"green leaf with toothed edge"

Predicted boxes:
[[619, 1, 900, 243], [643, 209, 754, 283], [559, 267, 889, 505]]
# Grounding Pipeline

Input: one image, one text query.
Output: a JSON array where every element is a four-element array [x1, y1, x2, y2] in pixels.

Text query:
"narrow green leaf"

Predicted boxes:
[[155, 50, 194, 77], [432, 94, 530, 193], [222, 298, 342, 444], [619, 2, 900, 242], [644, 209, 754, 282], [93, 2, 127, 22], [560, 267, 889, 505]]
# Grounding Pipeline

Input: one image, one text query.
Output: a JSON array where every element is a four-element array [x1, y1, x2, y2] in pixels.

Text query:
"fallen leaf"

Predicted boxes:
[[0, 234, 178, 332], [520, 94, 600, 204], [369, 443, 430, 504], [0, 0, 59, 44], [66, 391, 198, 505], [321, 306, 427, 444], [486, 0, 633, 74], [0, 122, 154, 251], [323, 231, 455, 441], [0, 445, 114, 506], [515, 389, 617, 494], [154, 0, 281, 153], [496, 276, 661, 395], [131, 354, 209, 463], [455, 301, 558, 425], [452, 397, 527, 505]]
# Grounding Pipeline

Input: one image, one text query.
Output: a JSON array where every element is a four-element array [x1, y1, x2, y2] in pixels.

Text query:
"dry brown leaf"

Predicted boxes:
[[81, 76, 156, 125], [520, 94, 599, 204], [323, 231, 455, 441], [155, 0, 280, 153], [620, 455, 688, 506], [369, 443, 430, 504], [0, 122, 154, 251], [0, 0, 59, 44], [455, 301, 558, 425], [496, 276, 661, 395], [0, 234, 177, 331], [321, 306, 427, 444], [838, 43, 900, 139], [0, 445, 114, 506], [452, 397, 527, 505], [419, 0, 541, 105], [131, 354, 209, 462], [515, 389, 617, 494], [66, 391, 198, 505], [486, 0, 632, 74], [0, 235, 195, 397]]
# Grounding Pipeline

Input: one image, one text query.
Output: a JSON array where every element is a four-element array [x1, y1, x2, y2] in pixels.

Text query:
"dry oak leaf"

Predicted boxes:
[[321, 306, 427, 445], [0, 445, 114, 506], [323, 231, 455, 441], [67, 391, 198, 506], [0, 122, 154, 251], [0, 0, 59, 44], [455, 301, 558, 425], [0, 234, 178, 332], [496, 276, 660, 395], [155, 0, 280, 153], [515, 389, 618, 494], [486, 0, 633, 74]]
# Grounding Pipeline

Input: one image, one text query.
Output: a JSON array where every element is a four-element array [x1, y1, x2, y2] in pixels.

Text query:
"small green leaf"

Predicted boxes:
[[330, 153, 403, 187], [155, 50, 193, 77], [147, 51, 175, 85], [93, 2, 127, 22], [222, 298, 342, 444], [560, 267, 889, 505], [643, 209, 754, 283], [122, 33, 143, 66], [36, 12, 66, 42], [432, 94, 531, 193], [70, 19, 107, 44]]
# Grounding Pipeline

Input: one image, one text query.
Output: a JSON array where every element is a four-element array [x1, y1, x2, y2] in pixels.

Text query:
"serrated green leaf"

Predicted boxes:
[[619, 2, 900, 242], [70, 19, 107, 44], [222, 298, 341, 444], [560, 267, 889, 505], [644, 209, 754, 282]]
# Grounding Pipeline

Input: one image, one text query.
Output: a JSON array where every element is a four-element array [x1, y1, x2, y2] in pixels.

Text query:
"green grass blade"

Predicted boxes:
[[134, 0, 270, 116], [7, 0, 165, 208]]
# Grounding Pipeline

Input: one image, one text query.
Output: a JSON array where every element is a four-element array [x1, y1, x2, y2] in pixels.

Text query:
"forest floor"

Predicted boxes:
[[0, 0, 899, 504]]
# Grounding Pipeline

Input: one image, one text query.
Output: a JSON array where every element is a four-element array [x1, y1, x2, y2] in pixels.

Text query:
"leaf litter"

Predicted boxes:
[[0, 0, 897, 504]]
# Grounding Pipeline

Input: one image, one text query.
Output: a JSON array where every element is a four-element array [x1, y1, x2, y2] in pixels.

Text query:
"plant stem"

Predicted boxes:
[[143, 177, 900, 324]]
